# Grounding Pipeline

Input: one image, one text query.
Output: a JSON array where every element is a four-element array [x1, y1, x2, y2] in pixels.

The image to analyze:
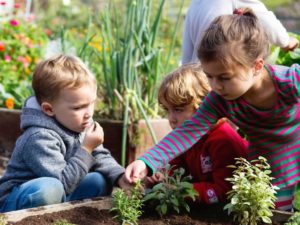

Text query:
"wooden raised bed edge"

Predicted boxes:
[[1, 197, 112, 223], [0, 197, 293, 224]]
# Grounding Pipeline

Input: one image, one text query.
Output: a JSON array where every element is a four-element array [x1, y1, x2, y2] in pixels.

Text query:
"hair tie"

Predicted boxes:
[[233, 9, 244, 16]]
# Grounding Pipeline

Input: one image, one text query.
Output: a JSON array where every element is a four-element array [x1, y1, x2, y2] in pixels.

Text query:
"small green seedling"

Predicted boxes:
[[53, 219, 76, 225], [284, 212, 300, 225], [110, 180, 143, 225], [224, 156, 278, 225], [143, 165, 198, 216]]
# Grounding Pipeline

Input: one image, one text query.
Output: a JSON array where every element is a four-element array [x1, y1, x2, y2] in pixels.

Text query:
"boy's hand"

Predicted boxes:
[[117, 174, 135, 191], [82, 122, 104, 154], [282, 36, 299, 52], [143, 172, 164, 188], [125, 160, 148, 183]]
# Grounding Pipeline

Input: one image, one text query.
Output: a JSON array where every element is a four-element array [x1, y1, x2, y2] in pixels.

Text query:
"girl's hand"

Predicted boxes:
[[125, 160, 148, 183], [82, 122, 104, 154]]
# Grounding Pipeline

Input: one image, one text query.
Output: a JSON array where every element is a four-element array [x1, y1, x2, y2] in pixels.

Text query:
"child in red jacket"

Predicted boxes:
[[145, 63, 248, 204]]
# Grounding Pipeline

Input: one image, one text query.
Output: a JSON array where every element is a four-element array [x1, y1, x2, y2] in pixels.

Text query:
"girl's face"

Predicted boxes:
[[160, 98, 196, 129], [202, 61, 255, 100]]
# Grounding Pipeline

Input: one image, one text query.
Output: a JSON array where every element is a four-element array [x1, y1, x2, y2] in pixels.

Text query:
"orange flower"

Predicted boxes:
[[5, 98, 14, 109], [25, 55, 31, 63]]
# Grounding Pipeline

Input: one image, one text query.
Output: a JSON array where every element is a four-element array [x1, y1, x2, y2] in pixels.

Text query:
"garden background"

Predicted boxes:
[[0, 0, 299, 166]]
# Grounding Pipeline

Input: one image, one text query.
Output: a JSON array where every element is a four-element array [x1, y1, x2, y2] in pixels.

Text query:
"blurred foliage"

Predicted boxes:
[[261, 0, 296, 10], [0, 2, 48, 109], [269, 33, 300, 66]]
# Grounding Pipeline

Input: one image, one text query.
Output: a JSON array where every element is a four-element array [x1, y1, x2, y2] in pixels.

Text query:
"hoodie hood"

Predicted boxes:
[[21, 96, 78, 138]]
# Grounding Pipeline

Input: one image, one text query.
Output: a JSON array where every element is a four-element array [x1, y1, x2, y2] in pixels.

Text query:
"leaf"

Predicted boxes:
[[261, 216, 272, 224], [161, 203, 168, 215]]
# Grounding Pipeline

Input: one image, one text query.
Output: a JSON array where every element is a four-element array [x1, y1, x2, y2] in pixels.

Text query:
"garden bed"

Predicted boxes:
[[2, 197, 292, 225]]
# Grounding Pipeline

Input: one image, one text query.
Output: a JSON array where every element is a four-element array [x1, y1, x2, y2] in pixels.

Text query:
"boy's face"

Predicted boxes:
[[42, 83, 97, 133], [160, 98, 196, 129]]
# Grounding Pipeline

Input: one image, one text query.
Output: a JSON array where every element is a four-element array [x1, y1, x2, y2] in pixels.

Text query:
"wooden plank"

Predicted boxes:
[[271, 209, 293, 223], [1, 196, 113, 223]]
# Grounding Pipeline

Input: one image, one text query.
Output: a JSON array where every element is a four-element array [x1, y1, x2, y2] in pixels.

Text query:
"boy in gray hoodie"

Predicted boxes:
[[0, 54, 130, 212]]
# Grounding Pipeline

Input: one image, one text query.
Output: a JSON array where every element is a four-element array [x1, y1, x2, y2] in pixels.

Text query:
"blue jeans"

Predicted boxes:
[[0, 172, 111, 212]]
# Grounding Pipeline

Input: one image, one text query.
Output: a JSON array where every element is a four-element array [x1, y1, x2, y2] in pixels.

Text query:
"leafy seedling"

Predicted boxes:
[[284, 212, 300, 225], [110, 180, 143, 225], [224, 156, 278, 225], [143, 165, 198, 216]]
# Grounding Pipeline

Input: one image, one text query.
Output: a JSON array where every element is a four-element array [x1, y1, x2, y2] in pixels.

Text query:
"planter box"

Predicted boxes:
[[0, 108, 21, 172], [1, 197, 293, 225], [0, 109, 171, 171]]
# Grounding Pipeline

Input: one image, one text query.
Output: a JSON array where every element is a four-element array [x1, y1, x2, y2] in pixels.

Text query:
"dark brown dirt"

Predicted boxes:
[[8, 203, 283, 225]]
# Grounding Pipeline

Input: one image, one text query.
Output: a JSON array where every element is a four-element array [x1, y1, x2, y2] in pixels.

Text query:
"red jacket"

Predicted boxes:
[[169, 121, 248, 204]]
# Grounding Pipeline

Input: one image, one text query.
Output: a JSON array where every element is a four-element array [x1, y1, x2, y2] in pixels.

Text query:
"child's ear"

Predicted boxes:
[[41, 102, 55, 117], [253, 58, 265, 75]]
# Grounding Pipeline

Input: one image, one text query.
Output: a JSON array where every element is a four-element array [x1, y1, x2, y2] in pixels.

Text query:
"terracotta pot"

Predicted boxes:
[[0, 108, 21, 170]]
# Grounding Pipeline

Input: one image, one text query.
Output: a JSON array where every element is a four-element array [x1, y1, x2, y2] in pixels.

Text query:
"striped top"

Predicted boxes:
[[140, 64, 300, 189]]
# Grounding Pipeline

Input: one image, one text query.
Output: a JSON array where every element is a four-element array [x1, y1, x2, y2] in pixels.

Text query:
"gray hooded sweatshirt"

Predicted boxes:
[[0, 97, 125, 205]]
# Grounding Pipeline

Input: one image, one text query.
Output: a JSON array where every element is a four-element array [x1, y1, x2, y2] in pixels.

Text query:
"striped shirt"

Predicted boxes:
[[140, 63, 300, 190]]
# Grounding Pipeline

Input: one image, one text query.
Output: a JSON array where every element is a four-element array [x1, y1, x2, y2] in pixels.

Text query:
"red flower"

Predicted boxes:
[[0, 42, 5, 52], [14, 3, 20, 8], [44, 28, 53, 37], [0, 2, 6, 6], [9, 19, 19, 26]]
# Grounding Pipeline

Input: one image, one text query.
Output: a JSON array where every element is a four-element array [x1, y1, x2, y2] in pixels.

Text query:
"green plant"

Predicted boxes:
[[53, 219, 76, 225], [268, 32, 300, 66], [224, 157, 278, 225], [143, 166, 198, 216], [284, 212, 300, 225], [111, 180, 144, 225], [95, 0, 184, 165]]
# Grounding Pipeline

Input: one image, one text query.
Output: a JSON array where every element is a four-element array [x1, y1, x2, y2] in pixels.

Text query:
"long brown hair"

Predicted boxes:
[[198, 8, 269, 69]]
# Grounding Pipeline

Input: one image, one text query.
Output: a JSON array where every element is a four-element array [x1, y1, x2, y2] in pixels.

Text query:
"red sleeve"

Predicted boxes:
[[193, 122, 248, 204]]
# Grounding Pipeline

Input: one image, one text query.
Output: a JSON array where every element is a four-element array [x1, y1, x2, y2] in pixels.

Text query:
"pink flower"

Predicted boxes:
[[9, 19, 19, 27], [4, 55, 11, 62], [17, 56, 24, 62], [0, 2, 6, 6], [14, 3, 20, 8], [26, 14, 35, 22]]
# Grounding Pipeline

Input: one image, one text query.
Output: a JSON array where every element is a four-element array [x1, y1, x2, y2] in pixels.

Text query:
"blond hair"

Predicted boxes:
[[32, 54, 96, 104], [158, 63, 210, 109], [198, 8, 269, 69]]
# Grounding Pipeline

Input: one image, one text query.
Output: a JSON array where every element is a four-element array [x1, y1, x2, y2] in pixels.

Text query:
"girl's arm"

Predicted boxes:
[[138, 92, 226, 175]]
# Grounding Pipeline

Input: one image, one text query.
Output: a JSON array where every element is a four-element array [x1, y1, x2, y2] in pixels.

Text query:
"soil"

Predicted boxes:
[[7, 203, 283, 225]]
